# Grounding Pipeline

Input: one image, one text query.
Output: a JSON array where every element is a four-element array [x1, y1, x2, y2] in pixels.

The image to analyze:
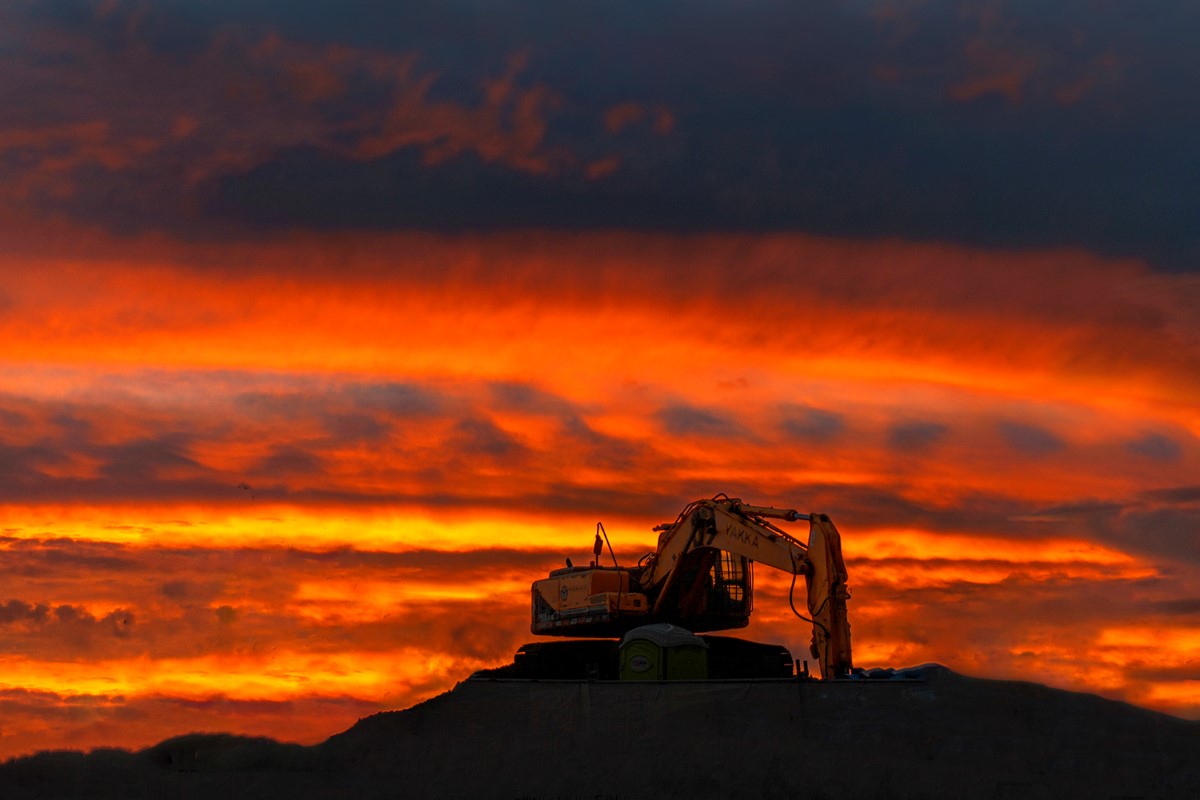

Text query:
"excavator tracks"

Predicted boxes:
[[474, 636, 797, 681]]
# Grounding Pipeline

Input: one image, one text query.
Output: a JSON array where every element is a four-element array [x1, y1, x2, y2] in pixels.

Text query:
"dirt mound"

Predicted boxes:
[[2, 667, 1198, 799], [325, 667, 1200, 799]]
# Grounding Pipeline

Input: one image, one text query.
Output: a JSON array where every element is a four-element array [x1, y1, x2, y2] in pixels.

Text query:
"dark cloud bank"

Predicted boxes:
[[5, 0, 1200, 269]]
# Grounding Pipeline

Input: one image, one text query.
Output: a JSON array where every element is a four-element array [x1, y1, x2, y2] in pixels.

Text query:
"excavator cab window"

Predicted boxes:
[[709, 552, 752, 614]]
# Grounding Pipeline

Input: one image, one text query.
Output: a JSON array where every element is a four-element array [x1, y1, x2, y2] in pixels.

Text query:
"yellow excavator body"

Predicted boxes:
[[528, 495, 853, 679]]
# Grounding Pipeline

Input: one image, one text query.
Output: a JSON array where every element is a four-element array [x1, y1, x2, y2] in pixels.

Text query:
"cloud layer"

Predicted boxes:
[[2, 1, 1200, 267], [2, 0, 1199, 759], [0, 230, 1197, 755]]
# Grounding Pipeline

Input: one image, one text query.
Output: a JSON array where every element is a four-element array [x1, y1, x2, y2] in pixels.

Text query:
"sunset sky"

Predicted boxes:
[[2, 0, 1199, 758]]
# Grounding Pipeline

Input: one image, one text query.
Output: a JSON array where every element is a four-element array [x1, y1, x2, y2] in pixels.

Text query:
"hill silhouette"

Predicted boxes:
[[2, 666, 1198, 799]]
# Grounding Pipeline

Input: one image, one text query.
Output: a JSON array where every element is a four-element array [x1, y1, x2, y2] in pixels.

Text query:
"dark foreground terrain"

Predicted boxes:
[[2, 665, 1198, 799]]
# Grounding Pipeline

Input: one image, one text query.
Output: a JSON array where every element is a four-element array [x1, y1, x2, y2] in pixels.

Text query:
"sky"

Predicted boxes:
[[1, 0, 1199, 757]]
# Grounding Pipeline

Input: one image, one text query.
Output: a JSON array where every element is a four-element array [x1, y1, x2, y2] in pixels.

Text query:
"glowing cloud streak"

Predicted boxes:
[[0, 231, 1196, 757]]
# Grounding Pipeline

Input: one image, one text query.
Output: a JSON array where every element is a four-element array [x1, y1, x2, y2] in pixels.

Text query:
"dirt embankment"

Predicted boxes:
[[2, 666, 1198, 799]]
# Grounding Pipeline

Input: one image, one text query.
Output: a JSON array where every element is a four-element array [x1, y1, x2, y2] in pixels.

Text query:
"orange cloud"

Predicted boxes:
[[0, 24, 652, 216], [0, 232, 1196, 541], [605, 102, 645, 133], [353, 52, 567, 174], [0, 494, 1196, 757], [0, 229, 1197, 755], [947, 37, 1040, 103], [4, 233, 1197, 415]]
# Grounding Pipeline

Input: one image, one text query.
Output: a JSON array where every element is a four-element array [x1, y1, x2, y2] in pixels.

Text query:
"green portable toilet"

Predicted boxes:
[[619, 624, 708, 680]]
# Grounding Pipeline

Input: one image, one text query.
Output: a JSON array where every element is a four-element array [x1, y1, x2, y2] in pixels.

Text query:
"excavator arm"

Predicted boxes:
[[638, 498, 853, 678], [803, 513, 853, 679]]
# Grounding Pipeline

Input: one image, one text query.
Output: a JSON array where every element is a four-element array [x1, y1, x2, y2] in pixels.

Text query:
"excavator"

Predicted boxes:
[[499, 495, 853, 681]]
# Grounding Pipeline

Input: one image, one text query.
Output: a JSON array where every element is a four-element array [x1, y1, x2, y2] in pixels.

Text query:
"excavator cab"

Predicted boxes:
[[651, 548, 753, 631], [711, 551, 752, 615]]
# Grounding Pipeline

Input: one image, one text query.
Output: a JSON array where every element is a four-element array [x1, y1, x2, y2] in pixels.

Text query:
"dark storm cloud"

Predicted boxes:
[[779, 404, 846, 442], [0, 432, 222, 502], [840, 570, 1186, 679], [0, 536, 139, 573], [0, 440, 71, 481], [0, 600, 53, 625], [96, 435, 209, 482], [321, 413, 390, 442], [4, 1, 1200, 268], [657, 404, 742, 439], [160, 579, 214, 603], [234, 382, 445, 421], [1023, 487, 1200, 566], [253, 445, 326, 477], [854, 572, 1173, 630], [886, 421, 948, 452], [448, 417, 527, 460], [557, 416, 644, 473], [343, 382, 446, 417], [0, 374, 656, 504], [487, 383, 643, 470], [1152, 598, 1200, 616], [0, 374, 622, 505], [539, 476, 1064, 542], [788, 482, 1042, 537], [1103, 507, 1200, 565], [0, 536, 559, 591], [997, 420, 1065, 456], [1143, 486, 1200, 505], [280, 545, 560, 572], [233, 381, 441, 452], [1125, 432, 1183, 462], [1030, 499, 1129, 517], [0, 405, 28, 428], [489, 381, 579, 420], [0, 535, 551, 663], [0, 368, 1190, 555], [0, 600, 134, 641]]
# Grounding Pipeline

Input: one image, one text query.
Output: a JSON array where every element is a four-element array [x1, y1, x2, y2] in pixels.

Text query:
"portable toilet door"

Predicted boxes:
[[619, 624, 708, 681], [664, 640, 707, 680], [620, 636, 663, 680]]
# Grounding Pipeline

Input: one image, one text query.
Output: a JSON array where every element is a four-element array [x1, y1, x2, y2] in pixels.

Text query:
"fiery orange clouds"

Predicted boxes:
[[3, 0, 1200, 766], [0, 229, 1197, 758]]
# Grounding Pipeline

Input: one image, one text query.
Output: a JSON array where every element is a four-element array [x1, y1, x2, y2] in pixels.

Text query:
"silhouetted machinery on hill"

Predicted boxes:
[[494, 495, 853, 681]]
